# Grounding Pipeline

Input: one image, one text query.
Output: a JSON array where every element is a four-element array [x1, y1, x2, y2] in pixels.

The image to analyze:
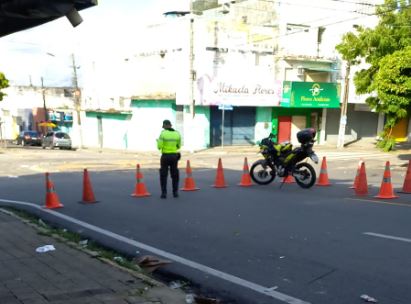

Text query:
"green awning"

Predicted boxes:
[[305, 67, 339, 72], [86, 111, 132, 120]]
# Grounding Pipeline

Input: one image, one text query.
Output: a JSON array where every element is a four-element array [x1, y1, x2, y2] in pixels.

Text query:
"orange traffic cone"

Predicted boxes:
[[354, 162, 368, 196], [350, 160, 363, 189], [213, 158, 227, 188], [80, 169, 98, 203], [238, 157, 252, 187], [131, 164, 151, 197], [45, 173, 63, 209], [282, 175, 295, 184], [181, 160, 199, 191], [317, 157, 331, 186], [375, 161, 398, 199], [400, 160, 411, 194]]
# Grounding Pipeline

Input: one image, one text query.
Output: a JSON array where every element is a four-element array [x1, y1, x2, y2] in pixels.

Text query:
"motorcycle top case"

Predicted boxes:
[[296, 128, 316, 144]]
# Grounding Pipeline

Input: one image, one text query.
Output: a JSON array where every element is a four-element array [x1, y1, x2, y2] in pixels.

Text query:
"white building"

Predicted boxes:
[[0, 85, 77, 142], [104, 0, 400, 151]]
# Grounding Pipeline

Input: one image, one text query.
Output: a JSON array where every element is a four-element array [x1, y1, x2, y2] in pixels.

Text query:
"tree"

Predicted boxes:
[[336, 0, 411, 150], [0, 72, 9, 101], [335, 30, 365, 148], [374, 46, 411, 129]]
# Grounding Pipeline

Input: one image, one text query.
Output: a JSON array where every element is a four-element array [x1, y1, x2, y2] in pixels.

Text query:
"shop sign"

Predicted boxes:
[[63, 112, 73, 122], [48, 111, 61, 121], [194, 74, 282, 106], [48, 111, 73, 122], [281, 81, 340, 108], [218, 104, 233, 110]]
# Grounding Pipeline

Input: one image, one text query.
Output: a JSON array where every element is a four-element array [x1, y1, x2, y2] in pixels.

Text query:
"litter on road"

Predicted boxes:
[[360, 294, 378, 303], [185, 294, 195, 303], [35, 245, 55, 253], [79, 239, 88, 247], [169, 280, 186, 289], [113, 256, 124, 262], [134, 255, 172, 273]]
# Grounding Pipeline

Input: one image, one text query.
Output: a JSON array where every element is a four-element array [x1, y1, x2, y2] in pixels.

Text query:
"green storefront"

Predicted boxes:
[[271, 81, 340, 143]]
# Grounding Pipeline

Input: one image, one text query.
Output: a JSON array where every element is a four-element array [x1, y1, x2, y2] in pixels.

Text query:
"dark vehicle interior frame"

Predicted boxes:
[[0, 0, 97, 38]]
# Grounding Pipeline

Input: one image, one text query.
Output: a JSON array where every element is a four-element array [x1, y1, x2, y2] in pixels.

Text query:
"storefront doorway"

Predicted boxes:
[[277, 115, 307, 144], [291, 116, 307, 145], [274, 108, 321, 144], [210, 106, 256, 146], [278, 116, 291, 143]]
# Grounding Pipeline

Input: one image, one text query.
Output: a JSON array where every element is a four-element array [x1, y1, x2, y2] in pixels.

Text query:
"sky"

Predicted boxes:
[[0, 0, 190, 87]]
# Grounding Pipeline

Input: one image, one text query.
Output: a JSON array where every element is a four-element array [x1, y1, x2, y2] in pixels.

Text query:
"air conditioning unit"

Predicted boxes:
[[297, 67, 305, 76]]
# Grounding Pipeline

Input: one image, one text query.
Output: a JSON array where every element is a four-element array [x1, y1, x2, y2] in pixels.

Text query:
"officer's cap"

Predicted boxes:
[[162, 120, 172, 128]]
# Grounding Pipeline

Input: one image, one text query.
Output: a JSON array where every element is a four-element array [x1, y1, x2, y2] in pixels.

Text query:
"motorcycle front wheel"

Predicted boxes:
[[293, 162, 316, 189], [250, 159, 276, 185]]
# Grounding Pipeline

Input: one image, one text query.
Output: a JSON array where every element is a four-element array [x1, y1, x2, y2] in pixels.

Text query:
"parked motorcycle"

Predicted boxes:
[[250, 128, 319, 188]]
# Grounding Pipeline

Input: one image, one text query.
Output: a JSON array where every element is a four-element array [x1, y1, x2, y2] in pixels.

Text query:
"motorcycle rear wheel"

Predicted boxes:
[[293, 162, 316, 189], [250, 159, 276, 185]]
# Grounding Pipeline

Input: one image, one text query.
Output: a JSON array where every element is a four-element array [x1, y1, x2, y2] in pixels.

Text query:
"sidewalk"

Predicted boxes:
[[0, 209, 187, 304]]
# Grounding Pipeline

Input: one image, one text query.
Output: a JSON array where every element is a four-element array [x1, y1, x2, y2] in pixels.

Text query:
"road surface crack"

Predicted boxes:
[[307, 268, 337, 285]]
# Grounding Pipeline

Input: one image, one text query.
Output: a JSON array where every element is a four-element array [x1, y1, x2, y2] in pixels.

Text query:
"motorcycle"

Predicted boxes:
[[250, 128, 319, 189]]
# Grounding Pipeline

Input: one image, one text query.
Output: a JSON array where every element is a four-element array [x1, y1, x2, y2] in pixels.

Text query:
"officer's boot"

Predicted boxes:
[[159, 169, 167, 199]]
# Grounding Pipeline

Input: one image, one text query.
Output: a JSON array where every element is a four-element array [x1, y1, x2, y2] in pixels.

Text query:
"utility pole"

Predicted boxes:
[[189, 0, 195, 118], [71, 53, 83, 149], [0, 119, 4, 148], [337, 63, 350, 149], [41, 77, 48, 122]]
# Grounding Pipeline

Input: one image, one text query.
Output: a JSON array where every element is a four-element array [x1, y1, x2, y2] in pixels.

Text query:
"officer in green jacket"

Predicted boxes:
[[157, 120, 182, 199]]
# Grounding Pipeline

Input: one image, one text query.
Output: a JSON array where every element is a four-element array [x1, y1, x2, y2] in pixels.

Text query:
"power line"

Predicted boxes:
[[273, 2, 411, 38], [261, 0, 378, 7], [206, 1, 409, 52], [323, 0, 376, 6], [197, 0, 375, 35], [202, 0, 378, 16], [205, 0, 377, 34], [333, 3, 409, 26], [257, 0, 376, 15]]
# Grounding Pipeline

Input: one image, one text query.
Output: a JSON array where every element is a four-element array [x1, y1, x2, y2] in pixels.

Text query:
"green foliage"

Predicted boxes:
[[335, 31, 365, 65], [336, 0, 411, 148], [0, 72, 9, 101], [376, 138, 396, 152], [376, 131, 397, 151], [372, 47, 411, 128]]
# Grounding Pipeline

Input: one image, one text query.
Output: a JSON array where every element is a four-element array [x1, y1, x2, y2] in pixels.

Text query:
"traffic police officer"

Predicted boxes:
[[157, 120, 181, 199]]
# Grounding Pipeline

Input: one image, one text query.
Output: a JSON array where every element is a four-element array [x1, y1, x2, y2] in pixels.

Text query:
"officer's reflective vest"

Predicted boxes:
[[157, 129, 181, 154]]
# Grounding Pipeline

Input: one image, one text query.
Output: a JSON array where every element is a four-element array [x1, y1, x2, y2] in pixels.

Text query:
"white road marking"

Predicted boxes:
[[0, 198, 310, 304], [363, 232, 411, 243], [318, 152, 391, 161], [346, 198, 411, 208]]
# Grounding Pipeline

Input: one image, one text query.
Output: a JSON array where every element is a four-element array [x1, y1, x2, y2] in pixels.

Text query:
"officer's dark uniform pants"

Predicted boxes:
[[160, 153, 179, 195]]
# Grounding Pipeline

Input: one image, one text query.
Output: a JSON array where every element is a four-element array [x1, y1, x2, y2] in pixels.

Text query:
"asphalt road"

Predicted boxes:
[[1, 146, 411, 304]]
